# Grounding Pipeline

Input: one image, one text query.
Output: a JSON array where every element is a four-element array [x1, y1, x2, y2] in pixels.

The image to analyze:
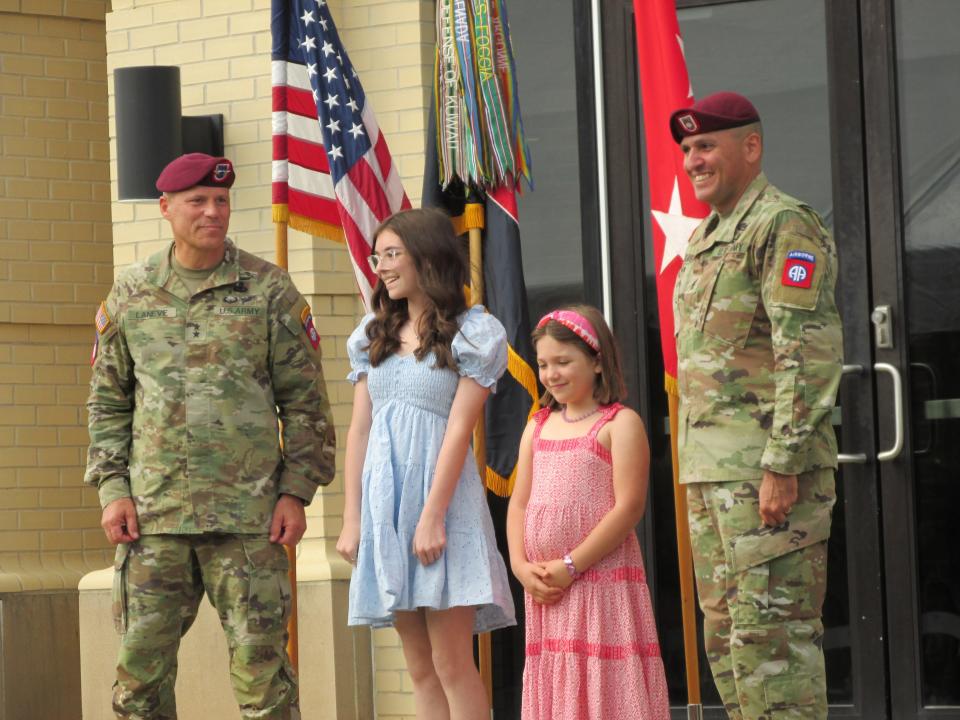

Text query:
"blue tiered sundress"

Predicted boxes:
[[346, 305, 516, 632]]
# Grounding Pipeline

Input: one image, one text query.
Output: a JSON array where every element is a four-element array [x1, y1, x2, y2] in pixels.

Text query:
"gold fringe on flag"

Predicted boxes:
[[273, 204, 345, 244], [664, 371, 679, 397]]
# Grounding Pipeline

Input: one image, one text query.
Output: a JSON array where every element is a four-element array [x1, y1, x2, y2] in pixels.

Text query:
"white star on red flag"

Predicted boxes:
[[651, 178, 702, 273]]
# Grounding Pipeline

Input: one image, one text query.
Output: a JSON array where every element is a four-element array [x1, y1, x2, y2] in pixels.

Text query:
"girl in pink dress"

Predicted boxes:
[[507, 305, 670, 720]]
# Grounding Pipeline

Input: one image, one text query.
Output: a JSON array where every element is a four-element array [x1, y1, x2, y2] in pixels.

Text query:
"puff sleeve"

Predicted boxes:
[[346, 313, 375, 384], [452, 305, 508, 391]]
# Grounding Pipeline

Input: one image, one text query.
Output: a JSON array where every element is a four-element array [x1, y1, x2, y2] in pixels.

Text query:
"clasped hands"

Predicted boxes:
[[514, 558, 575, 606]]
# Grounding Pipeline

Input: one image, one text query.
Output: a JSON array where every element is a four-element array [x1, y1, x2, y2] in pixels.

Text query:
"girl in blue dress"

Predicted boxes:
[[336, 208, 515, 719]]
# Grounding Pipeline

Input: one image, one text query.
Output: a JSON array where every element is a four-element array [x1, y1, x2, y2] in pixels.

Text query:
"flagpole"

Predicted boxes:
[[275, 217, 300, 673], [465, 194, 494, 708], [669, 391, 701, 718]]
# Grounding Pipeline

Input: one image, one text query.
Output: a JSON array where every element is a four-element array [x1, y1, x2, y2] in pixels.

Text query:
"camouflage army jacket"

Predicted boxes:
[[674, 174, 842, 482], [84, 239, 336, 534]]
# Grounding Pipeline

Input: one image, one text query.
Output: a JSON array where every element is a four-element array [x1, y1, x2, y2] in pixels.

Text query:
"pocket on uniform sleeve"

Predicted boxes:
[[763, 673, 816, 714], [241, 538, 291, 637], [111, 542, 131, 635]]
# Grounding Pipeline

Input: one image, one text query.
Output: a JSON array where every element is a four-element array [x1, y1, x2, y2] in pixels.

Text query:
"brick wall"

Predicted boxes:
[[0, 0, 115, 591]]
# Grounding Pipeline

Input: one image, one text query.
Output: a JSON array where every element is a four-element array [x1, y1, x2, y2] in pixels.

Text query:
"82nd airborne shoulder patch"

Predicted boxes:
[[782, 250, 816, 289], [300, 304, 320, 350]]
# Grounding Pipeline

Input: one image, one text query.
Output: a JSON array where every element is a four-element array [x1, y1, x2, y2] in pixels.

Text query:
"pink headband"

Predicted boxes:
[[537, 310, 601, 353]]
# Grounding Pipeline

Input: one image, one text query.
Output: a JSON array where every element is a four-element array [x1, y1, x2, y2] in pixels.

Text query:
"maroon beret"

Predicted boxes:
[[669, 91, 761, 143], [155, 153, 235, 193]]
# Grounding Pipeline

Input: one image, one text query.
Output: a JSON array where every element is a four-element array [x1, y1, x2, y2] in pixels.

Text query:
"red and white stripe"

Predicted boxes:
[[272, 59, 410, 308]]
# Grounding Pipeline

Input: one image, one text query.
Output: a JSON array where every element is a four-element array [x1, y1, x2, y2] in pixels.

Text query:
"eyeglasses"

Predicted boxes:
[[367, 248, 405, 271]]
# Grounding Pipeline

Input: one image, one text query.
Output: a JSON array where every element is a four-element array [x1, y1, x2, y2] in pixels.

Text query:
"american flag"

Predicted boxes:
[[271, 0, 411, 306]]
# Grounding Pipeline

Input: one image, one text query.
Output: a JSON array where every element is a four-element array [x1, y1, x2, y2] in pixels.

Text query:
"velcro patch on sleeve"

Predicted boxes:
[[300, 304, 320, 350], [95, 301, 111, 335], [781, 250, 816, 288], [769, 235, 826, 310]]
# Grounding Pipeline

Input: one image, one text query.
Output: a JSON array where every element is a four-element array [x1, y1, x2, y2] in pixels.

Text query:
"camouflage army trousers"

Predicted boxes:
[[111, 534, 299, 719], [687, 470, 835, 720]]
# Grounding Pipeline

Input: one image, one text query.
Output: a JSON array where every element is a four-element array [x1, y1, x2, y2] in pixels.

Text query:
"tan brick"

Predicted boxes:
[[38, 446, 84, 468], [27, 244, 72, 266], [0, 512, 16, 531], [0, 282, 31, 302], [105, 30, 128, 54], [35, 201, 77, 222], [9, 303, 53, 324], [29, 0, 64, 17], [0, 72, 22, 94], [71, 201, 111, 222], [65, 79, 105, 102], [0, 115, 25, 135], [45, 98, 88, 120], [179, 16, 228, 42], [66, 0, 108, 21], [23, 118, 69, 139], [42, 531, 84, 551], [80, 17, 108, 38], [4, 136, 45, 158], [38, 16, 84, 39], [0, 488, 39, 507], [0, 15, 38, 35], [83, 528, 111, 548], [67, 119, 106, 142], [45, 139, 89, 161], [6, 221, 50, 241], [45, 58, 87, 80], [104, 5, 153, 31], [61, 508, 101, 529], [69, 160, 109, 182], [205, 0, 251, 16], [128, 21, 178, 50], [227, 9, 269, 35], [1, 55, 45, 77], [3, 96, 44, 117], [24, 158, 68, 180], [20, 511, 62, 530], [50, 222, 93, 243], [158, 0, 202, 22], [87, 59, 107, 82], [48, 181, 91, 202], [58, 386, 91, 407], [54, 305, 93, 325], [73, 243, 113, 263], [13, 375, 57, 399], [39, 488, 82, 508], [22, 34, 65, 58], [204, 35, 254, 60], [0, 532, 40, 552]]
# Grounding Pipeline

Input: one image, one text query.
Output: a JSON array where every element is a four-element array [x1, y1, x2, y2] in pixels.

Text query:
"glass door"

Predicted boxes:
[[861, 0, 960, 716]]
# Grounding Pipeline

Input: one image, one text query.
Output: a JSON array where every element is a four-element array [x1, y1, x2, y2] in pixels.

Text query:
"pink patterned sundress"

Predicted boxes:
[[522, 403, 670, 720]]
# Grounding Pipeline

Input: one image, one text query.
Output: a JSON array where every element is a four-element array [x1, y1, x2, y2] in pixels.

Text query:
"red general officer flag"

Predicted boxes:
[[633, 0, 709, 391]]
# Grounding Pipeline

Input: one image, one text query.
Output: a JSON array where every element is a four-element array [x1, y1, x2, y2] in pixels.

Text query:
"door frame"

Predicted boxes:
[[600, 0, 897, 715]]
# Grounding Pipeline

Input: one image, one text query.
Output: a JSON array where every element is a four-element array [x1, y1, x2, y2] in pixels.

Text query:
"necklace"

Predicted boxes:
[[561, 404, 600, 423]]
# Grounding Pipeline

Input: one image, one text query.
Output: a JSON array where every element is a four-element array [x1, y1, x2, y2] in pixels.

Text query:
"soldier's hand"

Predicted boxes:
[[270, 494, 307, 546], [759, 470, 798, 527], [101, 498, 139, 545]]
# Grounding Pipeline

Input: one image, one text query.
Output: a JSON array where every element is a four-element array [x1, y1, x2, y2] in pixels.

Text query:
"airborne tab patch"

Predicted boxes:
[[782, 250, 816, 289], [301, 304, 320, 350]]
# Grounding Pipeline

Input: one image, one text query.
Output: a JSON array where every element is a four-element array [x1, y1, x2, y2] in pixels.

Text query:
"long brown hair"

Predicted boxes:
[[365, 208, 467, 371], [531, 304, 627, 409]]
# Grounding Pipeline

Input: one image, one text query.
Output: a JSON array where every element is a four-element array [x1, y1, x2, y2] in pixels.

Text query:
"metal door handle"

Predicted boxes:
[[837, 364, 867, 464], [875, 362, 904, 461]]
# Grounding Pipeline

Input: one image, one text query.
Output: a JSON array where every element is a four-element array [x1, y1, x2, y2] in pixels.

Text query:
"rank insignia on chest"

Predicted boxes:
[[300, 305, 320, 350], [782, 250, 816, 289]]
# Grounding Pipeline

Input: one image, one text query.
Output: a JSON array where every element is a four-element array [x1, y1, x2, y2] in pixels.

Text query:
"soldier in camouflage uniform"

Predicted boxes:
[[85, 153, 336, 719], [670, 93, 843, 719]]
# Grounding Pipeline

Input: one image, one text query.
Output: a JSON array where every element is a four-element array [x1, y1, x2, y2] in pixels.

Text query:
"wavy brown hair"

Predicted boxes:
[[531, 304, 627, 409], [365, 208, 468, 371]]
